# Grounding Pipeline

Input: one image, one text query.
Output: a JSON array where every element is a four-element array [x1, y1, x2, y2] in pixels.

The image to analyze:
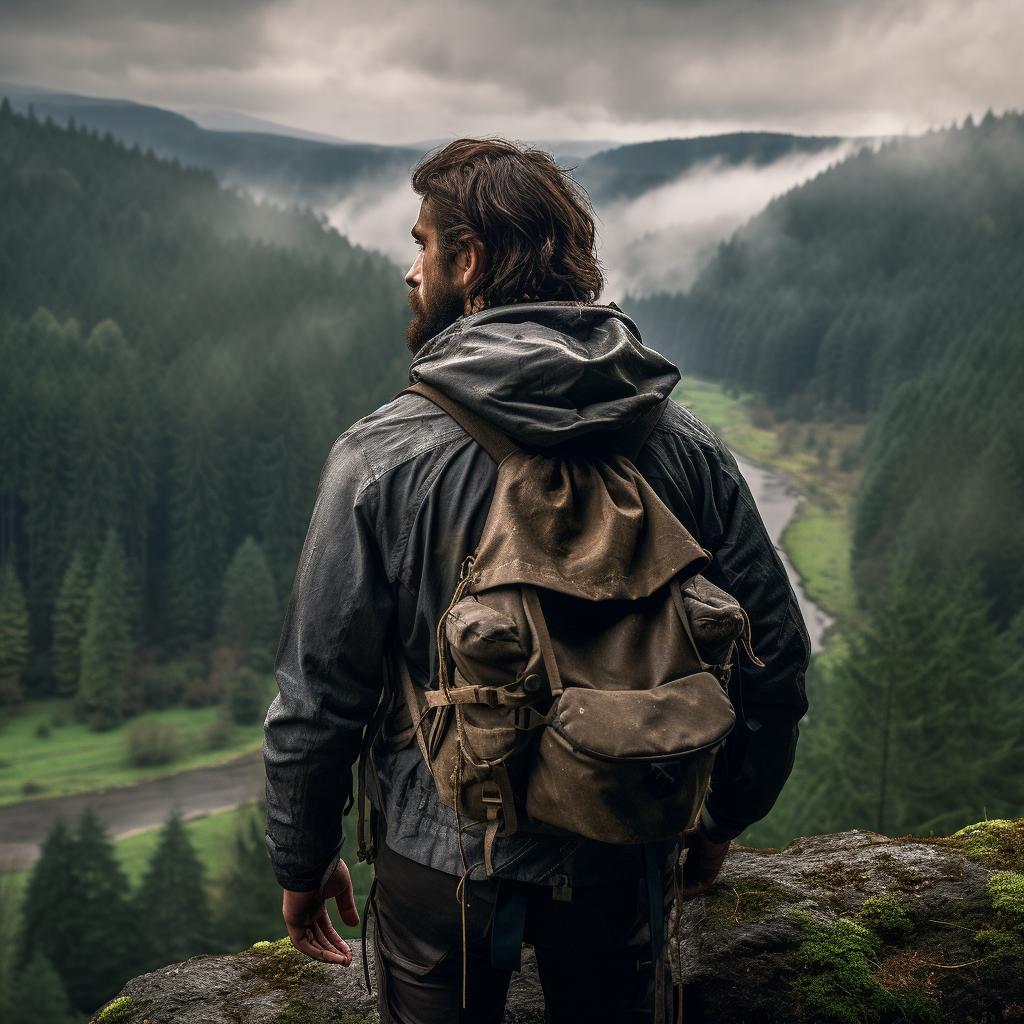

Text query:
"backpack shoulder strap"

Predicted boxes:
[[401, 381, 519, 465], [615, 398, 669, 461]]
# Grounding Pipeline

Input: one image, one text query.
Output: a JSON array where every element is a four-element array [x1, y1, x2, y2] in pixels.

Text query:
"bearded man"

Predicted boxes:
[[264, 138, 810, 1024]]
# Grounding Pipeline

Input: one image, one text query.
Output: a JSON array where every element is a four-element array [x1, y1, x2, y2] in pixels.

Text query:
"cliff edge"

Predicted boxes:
[[91, 820, 1024, 1023]]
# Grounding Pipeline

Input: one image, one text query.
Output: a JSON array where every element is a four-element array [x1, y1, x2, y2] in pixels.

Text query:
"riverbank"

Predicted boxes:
[[672, 376, 862, 633], [0, 699, 265, 807]]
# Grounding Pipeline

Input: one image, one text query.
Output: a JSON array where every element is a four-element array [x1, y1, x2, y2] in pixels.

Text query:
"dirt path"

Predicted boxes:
[[0, 748, 265, 872]]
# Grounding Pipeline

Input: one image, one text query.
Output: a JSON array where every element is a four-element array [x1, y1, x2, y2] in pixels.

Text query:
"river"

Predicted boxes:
[[0, 455, 830, 872], [731, 452, 833, 653]]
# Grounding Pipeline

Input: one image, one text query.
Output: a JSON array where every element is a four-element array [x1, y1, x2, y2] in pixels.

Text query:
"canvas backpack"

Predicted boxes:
[[369, 381, 762, 877]]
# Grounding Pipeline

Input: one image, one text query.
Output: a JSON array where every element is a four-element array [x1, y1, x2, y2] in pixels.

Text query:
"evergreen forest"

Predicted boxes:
[[0, 100, 411, 715], [630, 111, 1024, 845]]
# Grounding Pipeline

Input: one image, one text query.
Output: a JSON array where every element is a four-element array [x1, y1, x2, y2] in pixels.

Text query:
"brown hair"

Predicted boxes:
[[411, 138, 603, 308]]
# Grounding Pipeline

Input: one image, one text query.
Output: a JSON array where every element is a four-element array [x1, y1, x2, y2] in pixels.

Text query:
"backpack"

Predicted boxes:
[[375, 381, 762, 877]]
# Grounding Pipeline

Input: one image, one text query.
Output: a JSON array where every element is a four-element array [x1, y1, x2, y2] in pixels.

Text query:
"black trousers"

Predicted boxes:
[[370, 840, 674, 1024]]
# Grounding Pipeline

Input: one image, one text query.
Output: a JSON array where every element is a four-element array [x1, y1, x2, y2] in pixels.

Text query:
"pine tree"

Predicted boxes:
[[78, 529, 132, 730], [135, 811, 212, 969], [773, 563, 1020, 841], [17, 818, 79, 991], [50, 546, 92, 695], [6, 950, 76, 1024], [212, 802, 285, 951], [166, 389, 229, 647], [0, 561, 31, 705], [55, 808, 141, 1013], [217, 536, 279, 669]]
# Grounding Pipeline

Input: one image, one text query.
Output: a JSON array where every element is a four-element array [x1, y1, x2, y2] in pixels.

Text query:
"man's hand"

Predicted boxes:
[[677, 824, 731, 902], [282, 859, 360, 965]]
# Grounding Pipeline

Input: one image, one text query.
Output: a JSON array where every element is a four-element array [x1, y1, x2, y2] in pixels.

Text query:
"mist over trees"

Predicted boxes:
[[630, 112, 1024, 619], [0, 100, 410, 703], [629, 111, 1024, 845]]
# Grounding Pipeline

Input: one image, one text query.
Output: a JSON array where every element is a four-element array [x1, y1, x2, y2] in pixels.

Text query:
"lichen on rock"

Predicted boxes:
[[92, 820, 1024, 1023]]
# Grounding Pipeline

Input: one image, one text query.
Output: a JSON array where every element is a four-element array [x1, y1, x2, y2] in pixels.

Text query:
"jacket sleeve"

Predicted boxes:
[[264, 434, 395, 891], [699, 441, 811, 841]]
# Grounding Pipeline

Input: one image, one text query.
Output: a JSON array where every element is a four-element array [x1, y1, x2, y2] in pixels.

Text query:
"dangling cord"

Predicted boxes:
[[437, 555, 476, 701]]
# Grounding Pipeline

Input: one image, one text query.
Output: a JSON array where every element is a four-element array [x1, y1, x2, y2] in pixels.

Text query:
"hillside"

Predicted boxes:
[[575, 131, 845, 202], [0, 102, 411, 680], [629, 111, 1024, 620], [2, 84, 422, 209]]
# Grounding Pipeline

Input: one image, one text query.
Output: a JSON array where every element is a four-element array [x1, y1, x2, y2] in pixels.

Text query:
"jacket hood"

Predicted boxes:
[[408, 303, 681, 449]]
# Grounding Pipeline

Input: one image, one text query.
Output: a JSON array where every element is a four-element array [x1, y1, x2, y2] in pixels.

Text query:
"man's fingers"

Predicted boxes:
[[315, 910, 349, 953], [287, 925, 352, 965], [334, 885, 360, 927], [312, 916, 352, 963]]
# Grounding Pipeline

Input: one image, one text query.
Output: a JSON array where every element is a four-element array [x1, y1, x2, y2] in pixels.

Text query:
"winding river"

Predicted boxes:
[[0, 455, 831, 871], [732, 452, 833, 653]]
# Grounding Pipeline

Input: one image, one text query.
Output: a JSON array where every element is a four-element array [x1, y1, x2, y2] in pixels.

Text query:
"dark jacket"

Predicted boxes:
[[265, 303, 810, 892]]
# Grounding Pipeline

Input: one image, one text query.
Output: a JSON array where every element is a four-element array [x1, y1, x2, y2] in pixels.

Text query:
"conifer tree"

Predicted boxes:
[[51, 546, 92, 695], [167, 390, 229, 646], [56, 811, 141, 1011], [213, 802, 285, 951], [0, 561, 31, 705], [135, 811, 212, 969], [78, 529, 132, 729], [6, 950, 76, 1024], [217, 536, 279, 668], [17, 818, 79, 999], [771, 563, 1020, 842]]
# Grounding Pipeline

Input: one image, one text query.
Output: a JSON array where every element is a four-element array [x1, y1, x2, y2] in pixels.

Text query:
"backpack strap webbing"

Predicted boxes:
[[401, 382, 519, 465]]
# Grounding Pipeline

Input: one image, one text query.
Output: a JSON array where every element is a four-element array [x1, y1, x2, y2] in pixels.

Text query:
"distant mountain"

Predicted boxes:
[[574, 132, 847, 202], [1, 83, 424, 209], [0, 83, 850, 216]]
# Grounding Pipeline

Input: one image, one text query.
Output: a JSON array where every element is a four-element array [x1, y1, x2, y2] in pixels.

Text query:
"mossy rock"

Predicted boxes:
[[943, 819, 1024, 872], [702, 875, 801, 930]]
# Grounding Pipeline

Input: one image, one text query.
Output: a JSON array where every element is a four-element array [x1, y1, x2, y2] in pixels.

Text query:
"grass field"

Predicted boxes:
[[0, 701, 266, 806], [673, 375, 863, 631]]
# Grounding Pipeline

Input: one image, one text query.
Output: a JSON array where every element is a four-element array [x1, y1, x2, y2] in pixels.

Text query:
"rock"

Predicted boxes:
[[92, 820, 1024, 1024]]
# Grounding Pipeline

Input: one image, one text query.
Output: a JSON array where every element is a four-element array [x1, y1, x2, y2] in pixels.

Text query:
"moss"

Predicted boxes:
[[95, 996, 133, 1024], [245, 937, 328, 992], [800, 860, 871, 892], [972, 870, 1024, 966], [702, 876, 799, 930], [939, 818, 1024, 872], [790, 912, 938, 1024], [872, 852, 934, 893], [988, 870, 1024, 926], [272, 997, 374, 1024], [857, 895, 915, 942]]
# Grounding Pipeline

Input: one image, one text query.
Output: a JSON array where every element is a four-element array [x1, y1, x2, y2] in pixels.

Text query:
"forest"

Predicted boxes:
[[1, 99, 1023, 1018], [630, 111, 1024, 847], [0, 99, 411, 715]]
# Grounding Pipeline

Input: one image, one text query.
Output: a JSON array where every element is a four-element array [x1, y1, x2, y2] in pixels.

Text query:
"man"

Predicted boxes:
[[265, 138, 810, 1024]]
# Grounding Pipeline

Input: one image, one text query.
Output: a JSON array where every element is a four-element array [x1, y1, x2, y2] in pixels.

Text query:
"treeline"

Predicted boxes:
[[629, 112, 1024, 844], [0, 100, 411, 705], [0, 806, 290, 1021], [629, 111, 1024, 617]]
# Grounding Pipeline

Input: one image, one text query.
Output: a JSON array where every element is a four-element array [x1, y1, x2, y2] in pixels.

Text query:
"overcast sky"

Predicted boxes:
[[0, 0, 1020, 145]]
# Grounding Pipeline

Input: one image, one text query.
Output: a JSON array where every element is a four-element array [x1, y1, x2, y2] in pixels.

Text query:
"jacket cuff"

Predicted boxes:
[[267, 835, 344, 893], [699, 804, 748, 844]]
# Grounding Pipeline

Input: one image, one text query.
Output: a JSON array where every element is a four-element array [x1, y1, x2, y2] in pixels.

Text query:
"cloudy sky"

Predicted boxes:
[[0, 0, 1020, 145]]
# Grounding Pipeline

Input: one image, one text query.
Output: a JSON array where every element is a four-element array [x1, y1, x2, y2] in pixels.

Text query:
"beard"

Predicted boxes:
[[407, 279, 466, 354]]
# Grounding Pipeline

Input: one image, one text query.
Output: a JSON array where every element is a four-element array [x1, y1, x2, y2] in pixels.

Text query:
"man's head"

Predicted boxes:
[[404, 138, 604, 352]]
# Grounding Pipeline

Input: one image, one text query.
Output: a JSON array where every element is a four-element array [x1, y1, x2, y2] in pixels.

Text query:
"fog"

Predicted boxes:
[[324, 141, 858, 299]]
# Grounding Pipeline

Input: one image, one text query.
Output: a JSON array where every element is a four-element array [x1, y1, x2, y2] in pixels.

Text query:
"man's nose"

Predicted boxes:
[[405, 254, 422, 289]]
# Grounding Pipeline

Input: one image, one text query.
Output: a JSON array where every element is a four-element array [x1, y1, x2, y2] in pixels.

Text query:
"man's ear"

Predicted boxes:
[[458, 236, 487, 290]]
